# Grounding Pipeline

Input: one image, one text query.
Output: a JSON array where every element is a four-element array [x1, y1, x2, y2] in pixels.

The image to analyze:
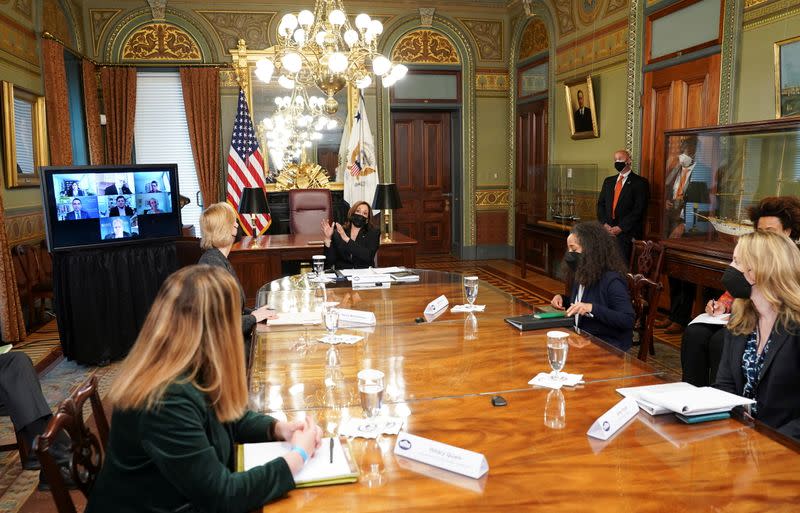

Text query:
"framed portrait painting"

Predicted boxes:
[[2, 81, 48, 188], [774, 35, 800, 119], [564, 75, 598, 140]]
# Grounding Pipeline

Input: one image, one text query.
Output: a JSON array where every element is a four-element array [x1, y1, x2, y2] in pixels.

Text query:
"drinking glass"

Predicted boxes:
[[463, 276, 479, 307], [312, 255, 326, 278], [357, 369, 385, 432], [464, 312, 478, 341], [544, 389, 566, 429], [324, 304, 339, 343], [546, 330, 570, 381]]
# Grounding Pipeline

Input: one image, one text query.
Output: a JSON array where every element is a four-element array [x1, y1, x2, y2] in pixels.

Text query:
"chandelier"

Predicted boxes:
[[253, 0, 408, 115], [264, 86, 339, 169]]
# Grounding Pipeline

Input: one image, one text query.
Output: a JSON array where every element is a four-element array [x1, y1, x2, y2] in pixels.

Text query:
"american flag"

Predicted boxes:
[[348, 112, 363, 176], [226, 88, 271, 236]]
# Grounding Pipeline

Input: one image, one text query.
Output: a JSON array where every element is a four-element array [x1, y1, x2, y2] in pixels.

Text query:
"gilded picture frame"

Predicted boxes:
[[564, 75, 599, 140], [774, 35, 800, 119], [1, 81, 48, 188]]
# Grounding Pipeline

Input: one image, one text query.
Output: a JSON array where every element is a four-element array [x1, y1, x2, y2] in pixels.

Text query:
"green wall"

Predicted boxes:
[[476, 96, 510, 186], [735, 12, 800, 122], [552, 62, 628, 179]]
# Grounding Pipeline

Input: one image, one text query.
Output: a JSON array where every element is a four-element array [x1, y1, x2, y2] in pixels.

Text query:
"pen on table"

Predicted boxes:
[[329, 438, 334, 463]]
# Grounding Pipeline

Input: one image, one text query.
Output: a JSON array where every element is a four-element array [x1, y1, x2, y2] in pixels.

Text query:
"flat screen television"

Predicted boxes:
[[41, 164, 182, 251]]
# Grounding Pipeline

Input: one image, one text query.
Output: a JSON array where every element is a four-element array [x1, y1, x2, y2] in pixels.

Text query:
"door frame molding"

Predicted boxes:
[[378, 14, 476, 256]]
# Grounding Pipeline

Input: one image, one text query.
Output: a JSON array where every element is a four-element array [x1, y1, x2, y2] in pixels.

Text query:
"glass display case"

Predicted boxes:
[[545, 163, 602, 226], [663, 120, 800, 247]]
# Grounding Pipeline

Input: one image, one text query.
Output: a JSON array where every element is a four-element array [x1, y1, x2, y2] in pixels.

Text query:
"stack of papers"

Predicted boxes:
[[390, 271, 419, 283], [243, 438, 358, 487], [688, 313, 730, 326], [617, 382, 697, 415], [266, 311, 322, 326], [633, 383, 754, 416]]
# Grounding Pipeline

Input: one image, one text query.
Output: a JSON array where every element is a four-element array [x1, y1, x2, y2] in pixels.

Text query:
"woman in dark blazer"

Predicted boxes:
[[86, 266, 322, 513], [714, 230, 800, 440], [551, 221, 635, 351], [321, 200, 380, 269], [198, 202, 275, 335]]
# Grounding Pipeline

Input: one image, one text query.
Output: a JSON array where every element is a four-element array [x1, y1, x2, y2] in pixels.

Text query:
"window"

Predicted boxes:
[[134, 71, 202, 233]]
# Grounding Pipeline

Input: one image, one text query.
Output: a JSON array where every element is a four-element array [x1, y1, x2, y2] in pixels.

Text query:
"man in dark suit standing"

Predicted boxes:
[[104, 179, 132, 195], [109, 196, 134, 217], [573, 89, 593, 132], [596, 149, 649, 260]]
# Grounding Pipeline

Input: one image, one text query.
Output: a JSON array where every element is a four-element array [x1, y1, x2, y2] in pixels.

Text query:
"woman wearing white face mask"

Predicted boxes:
[[714, 230, 800, 440]]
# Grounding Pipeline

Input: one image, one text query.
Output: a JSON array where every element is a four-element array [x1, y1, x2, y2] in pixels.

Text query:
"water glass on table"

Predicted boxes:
[[546, 330, 570, 381], [358, 369, 385, 433], [463, 276, 479, 309], [312, 255, 326, 277], [324, 304, 339, 343]]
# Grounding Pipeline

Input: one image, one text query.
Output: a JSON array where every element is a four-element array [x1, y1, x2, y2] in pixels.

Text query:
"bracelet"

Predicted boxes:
[[291, 445, 308, 463]]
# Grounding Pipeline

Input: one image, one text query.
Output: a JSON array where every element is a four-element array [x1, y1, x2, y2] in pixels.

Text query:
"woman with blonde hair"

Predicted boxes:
[[715, 230, 800, 440], [199, 202, 275, 336], [86, 266, 321, 513]]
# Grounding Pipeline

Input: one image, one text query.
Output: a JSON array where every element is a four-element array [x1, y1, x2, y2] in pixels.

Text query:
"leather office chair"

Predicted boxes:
[[288, 189, 333, 235]]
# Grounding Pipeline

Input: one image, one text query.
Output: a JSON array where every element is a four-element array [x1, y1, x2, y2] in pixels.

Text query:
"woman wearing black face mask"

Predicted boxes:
[[321, 200, 380, 269], [714, 230, 800, 440], [550, 221, 635, 351]]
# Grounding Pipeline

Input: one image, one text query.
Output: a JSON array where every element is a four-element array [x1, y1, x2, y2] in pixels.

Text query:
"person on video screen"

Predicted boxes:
[[104, 178, 132, 195], [66, 181, 85, 197], [145, 198, 163, 214], [104, 218, 131, 239], [109, 196, 134, 217], [65, 199, 88, 220], [148, 181, 161, 193]]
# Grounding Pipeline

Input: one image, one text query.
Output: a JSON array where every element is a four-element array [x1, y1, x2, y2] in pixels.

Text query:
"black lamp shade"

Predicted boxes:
[[684, 182, 710, 203], [239, 187, 270, 215], [372, 183, 403, 210]]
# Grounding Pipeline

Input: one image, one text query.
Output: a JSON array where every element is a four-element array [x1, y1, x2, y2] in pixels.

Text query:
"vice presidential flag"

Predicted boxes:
[[344, 93, 379, 211]]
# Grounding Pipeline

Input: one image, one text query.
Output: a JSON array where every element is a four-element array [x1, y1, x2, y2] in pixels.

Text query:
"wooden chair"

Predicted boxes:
[[627, 273, 664, 361], [13, 242, 54, 326], [33, 375, 109, 513], [629, 239, 665, 283]]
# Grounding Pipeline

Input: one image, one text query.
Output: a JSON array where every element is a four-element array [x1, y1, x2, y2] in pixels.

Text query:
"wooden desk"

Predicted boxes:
[[662, 237, 731, 316], [229, 233, 418, 302], [519, 221, 570, 278], [248, 271, 799, 511]]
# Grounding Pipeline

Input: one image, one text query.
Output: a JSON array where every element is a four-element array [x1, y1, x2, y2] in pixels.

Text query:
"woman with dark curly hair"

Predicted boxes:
[[550, 221, 635, 350], [681, 195, 800, 386]]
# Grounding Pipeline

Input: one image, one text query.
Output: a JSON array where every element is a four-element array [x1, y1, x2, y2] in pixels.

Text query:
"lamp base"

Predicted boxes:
[[381, 210, 394, 243]]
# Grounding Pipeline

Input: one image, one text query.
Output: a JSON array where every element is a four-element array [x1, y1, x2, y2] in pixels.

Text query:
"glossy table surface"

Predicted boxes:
[[248, 271, 800, 512]]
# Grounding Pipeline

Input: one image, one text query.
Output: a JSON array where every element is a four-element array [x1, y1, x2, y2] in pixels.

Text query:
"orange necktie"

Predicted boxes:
[[676, 169, 689, 199], [612, 174, 624, 219]]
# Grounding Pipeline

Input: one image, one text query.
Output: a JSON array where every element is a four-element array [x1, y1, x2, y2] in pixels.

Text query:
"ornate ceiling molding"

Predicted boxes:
[[519, 18, 548, 61], [391, 29, 460, 64], [554, 0, 577, 36], [577, 0, 606, 25], [606, 0, 629, 16], [196, 10, 275, 53], [121, 23, 202, 61], [458, 18, 504, 61], [13, 0, 31, 19], [147, 0, 167, 21], [419, 7, 435, 27], [90, 9, 122, 57]]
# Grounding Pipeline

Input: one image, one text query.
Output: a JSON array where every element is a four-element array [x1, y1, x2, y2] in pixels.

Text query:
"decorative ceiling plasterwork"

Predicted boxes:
[[476, 189, 510, 208], [519, 18, 548, 60], [744, 0, 770, 7], [458, 18, 503, 61], [419, 7, 435, 27], [121, 23, 201, 61], [605, 0, 629, 16], [90, 9, 122, 57], [554, 0, 577, 35], [744, 0, 800, 28], [43, 0, 75, 50], [476, 70, 509, 94], [13, 0, 31, 19], [147, 0, 167, 20], [391, 29, 460, 64], [555, 19, 627, 75], [577, 0, 605, 25], [196, 10, 274, 53]]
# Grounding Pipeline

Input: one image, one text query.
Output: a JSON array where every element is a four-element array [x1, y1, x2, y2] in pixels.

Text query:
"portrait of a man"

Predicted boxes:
[[564, 76, 599, 139]]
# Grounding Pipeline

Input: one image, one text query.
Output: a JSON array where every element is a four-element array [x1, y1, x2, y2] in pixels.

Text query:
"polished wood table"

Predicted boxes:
[[248, 271, 800, 512], [229, 233, 418, 302]]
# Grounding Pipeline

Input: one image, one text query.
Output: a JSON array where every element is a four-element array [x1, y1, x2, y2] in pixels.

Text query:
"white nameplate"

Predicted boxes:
[[587, 397, 640, 440], [393, 432, 488, 479], [424, 295, 449, 316], [337, 308, 377, 325]]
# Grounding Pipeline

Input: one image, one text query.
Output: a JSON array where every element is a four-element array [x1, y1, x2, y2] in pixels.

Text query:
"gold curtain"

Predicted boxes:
[[100, 67, 137, 165], [0, 193, 26, 342], [41, 39, 73, 166], [180, 68, 221, 204], [82, 60, 104, 165]]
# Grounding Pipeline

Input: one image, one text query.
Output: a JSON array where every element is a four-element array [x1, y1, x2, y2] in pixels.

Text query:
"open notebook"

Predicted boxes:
[[242, 437, 359, 488]]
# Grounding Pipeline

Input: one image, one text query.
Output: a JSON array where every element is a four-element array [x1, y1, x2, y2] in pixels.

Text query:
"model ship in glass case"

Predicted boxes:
[[546, 164, 600, 225]]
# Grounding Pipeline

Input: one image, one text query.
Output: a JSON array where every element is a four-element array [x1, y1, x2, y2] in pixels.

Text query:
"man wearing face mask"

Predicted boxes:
[[658, 136, 713, 334], [321, 201, 380, 269], [714, 230, 800, 441], [596, 149, 650, 260]]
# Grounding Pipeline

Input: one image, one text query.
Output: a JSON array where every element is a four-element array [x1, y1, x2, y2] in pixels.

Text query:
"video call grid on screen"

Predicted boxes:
[[43, 165, 182, 251]]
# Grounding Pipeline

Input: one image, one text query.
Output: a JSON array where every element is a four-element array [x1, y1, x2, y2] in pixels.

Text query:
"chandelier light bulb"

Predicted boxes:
[[391, 63, 408, 80], [383, 75, 397, 87], [370, 20, 383, 35], [298, 10, 314, 26], [364, 30, 375, 44], [315, 30, 328, 47], [356, 75, 372, 89], [278, 75, 295, 89], [278, 23, 291, 38], [264, 118, 274, 130], [281, 13, 298, 31], [292, 28, 306, 45], [294, 95, 305, 106], [304, 140, 313, 148], [355, 13, 371, 31], [282, 95, 292, 104], [328, 9, 346, 26], [344, 29, 359, 47], [328, 52, 348, 73], [372, 55, 391, 76], [255, 65, 273, 83], [282, 52, 302, 73], [326, 119, 338, 130]]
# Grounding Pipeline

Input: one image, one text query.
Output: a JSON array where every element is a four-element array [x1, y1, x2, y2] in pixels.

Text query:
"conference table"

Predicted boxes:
[[247, 271, 800, 512]]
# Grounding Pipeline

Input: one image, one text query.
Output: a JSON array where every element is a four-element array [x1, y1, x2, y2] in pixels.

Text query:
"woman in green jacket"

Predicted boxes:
[[86, 265, 322, 513]]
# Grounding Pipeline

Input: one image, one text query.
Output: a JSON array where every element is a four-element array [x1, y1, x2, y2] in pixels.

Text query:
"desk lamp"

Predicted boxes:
[[238, 187, 271, 242], [372, 183, 403, 243], [683, 182, 710, 233]]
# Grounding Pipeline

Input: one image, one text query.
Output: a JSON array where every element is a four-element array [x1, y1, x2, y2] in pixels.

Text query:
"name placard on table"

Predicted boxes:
[[393, 432, 489, 479], [587, 396, 640, 441]]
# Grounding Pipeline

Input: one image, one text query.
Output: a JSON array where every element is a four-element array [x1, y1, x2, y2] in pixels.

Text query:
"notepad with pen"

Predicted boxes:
[[241, 437, 359, 487]]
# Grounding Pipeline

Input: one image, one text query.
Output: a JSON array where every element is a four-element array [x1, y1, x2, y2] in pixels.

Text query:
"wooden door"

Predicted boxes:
[[515, 99, 548, 261], [391, 111, 452, 254], [641, 53, 720, 238]]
